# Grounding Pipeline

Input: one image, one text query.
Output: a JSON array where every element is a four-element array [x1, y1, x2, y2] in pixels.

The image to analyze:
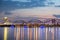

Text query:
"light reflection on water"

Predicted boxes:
[[0, 26, 60, 40]]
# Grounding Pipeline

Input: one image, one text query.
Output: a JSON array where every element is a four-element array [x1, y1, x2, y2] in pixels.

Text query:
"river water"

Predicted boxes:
[[0, 26, 60, 40]]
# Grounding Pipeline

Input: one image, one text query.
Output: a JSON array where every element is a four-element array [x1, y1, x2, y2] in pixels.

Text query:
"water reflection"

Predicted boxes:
[[0, 26, 60, 40], [0, 27, 4, 40]]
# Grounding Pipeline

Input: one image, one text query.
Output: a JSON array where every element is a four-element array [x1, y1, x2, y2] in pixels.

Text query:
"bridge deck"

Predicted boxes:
[[0, 23, 60, 27]]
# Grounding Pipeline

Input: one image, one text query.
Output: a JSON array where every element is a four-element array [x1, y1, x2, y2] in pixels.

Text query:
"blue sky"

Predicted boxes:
[[4, 0, 31, 2], [12, 0, 31, 2], [49, 0, 60, 5], [3, 0, 60, 5], [0, 0, 60, 18], [54, 0, 60, 5]]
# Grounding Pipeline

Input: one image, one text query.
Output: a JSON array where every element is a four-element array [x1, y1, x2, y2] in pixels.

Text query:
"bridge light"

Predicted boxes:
[[40, 25, 45, 29], [24, 25, 28, 28], [10, 25, 14, 28]]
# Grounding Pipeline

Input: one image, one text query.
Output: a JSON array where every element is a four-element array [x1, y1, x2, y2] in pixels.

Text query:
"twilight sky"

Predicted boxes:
[[4, 0, 60, 5], [0, 0, 60, 18], [9, 7, 60, 18]]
